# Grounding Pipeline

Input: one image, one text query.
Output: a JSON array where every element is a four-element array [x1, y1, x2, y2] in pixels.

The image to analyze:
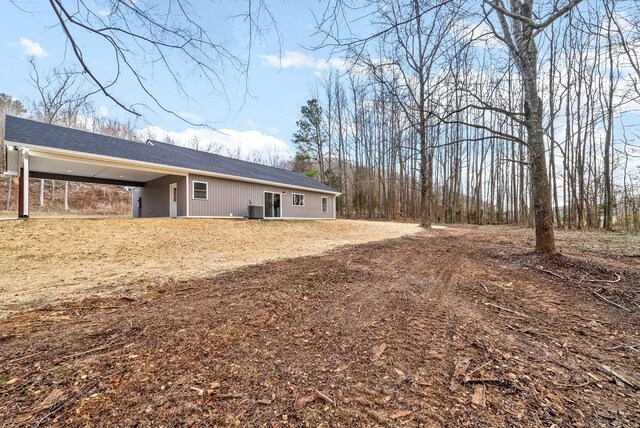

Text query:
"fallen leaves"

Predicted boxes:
[[2, 226, 638, 427], [35, 389, 65, 412], [293, 388, 335, 411], [189, 386, 204, 396], [450, 359, 470, 391], [294, 394, 316, 411], [389, 409, 412, 419], [371, 343, 387, 360], [471, 384, 486, 408]]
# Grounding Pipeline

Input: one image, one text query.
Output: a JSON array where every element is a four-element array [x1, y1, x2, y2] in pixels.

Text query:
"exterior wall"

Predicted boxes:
[[188, 174, 334, 219], [132, 174, 187, 217]]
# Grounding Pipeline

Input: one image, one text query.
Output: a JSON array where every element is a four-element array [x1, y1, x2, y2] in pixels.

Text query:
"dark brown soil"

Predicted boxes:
[[1, 226, 639, 427]]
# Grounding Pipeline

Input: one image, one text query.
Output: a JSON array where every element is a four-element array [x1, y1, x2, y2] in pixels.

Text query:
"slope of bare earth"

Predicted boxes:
[[0, 225, 638, 427], [0, 218, 420, 317]]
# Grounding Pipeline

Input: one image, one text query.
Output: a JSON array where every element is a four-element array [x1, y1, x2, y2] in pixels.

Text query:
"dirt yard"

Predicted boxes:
[[0, 218, 419, 316], [1, 225, 639, 427]]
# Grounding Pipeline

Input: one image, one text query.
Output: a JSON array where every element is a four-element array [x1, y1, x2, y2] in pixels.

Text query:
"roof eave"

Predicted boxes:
[[6, 141, 340, 195]]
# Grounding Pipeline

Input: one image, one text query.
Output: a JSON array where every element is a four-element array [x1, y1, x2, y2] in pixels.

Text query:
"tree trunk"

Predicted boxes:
[[495, 1, 557, 253], [526, 94, 556, 253]]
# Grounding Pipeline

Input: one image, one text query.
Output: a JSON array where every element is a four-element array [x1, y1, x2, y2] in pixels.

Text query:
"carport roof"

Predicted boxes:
[[4, 116, 337, 193]]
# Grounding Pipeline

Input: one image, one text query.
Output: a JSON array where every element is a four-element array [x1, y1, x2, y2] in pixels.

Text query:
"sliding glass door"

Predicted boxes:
[[264, 192, 281, 218]]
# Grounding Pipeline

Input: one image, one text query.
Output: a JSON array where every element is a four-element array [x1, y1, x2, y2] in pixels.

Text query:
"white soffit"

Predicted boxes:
[[29, 155, 166, 182]]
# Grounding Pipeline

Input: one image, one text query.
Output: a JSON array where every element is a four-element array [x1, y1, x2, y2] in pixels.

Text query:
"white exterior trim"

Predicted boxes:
[[186, 215, 245, 219], [185, 178, 190, 217], [291, 192, 305, 207], [263, 190, 283, 218], [262, 217, 334, 220], [19, 148, 29, 217], [192, 180, 209, 200], [184, 216, 333, 220], [321, 196, 328, 214], [332, 195, 337, 220], [25, 145, 183, 176], [6, 141, 340, 195]]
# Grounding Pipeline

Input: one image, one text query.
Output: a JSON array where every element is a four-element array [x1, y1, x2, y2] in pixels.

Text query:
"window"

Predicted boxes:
[[292, 193, 305, 207], [321, 197, 328, 213], [193, 181, 208, 200]]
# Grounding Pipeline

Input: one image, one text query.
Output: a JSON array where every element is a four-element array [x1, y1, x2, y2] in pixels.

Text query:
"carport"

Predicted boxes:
[[3, 117, 189, 218]]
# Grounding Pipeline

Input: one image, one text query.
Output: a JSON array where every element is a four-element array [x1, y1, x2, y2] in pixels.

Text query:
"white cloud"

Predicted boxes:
[[266, 126, 279, 134], [9, 37, 49, 58], [245, 118, 258, 129], [178, 111, 203, 123], [98, 9, 111, 17], [136, 125, 293, 164], [259, 51, 346, 72]]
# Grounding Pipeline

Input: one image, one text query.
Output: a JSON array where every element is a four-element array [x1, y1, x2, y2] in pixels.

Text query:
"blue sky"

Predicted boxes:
[[2, 1, 638, 177], [0, 1, 343, 159]]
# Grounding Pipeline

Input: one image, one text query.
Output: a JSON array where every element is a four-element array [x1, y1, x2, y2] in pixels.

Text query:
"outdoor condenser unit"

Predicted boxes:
[[247, 205, 264, 219]]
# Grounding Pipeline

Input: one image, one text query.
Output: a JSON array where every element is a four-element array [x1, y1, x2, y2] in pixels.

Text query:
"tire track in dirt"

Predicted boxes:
[[1, 226, 638, 427], [336, 230, 492, 425]]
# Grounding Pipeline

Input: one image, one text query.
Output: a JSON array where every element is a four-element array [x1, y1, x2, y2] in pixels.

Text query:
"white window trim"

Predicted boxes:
[[321, 196, 328, 213], [264, 190, 283, 218], [292, 192, 305, 207], [192, 180, 209, 200]]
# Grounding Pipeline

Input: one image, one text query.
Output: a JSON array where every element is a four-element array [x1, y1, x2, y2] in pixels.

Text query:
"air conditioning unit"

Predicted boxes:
[[247, 205, 264, 219]]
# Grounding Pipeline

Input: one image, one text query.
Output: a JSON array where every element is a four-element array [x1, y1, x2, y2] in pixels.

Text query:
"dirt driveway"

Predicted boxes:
[[0, 218, 419, 316], [1, 226, 638, 426]]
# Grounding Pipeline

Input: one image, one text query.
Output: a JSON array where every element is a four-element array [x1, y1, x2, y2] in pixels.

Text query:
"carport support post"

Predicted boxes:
[[333, 195, 337, 220], [18, 148, 29, 218]]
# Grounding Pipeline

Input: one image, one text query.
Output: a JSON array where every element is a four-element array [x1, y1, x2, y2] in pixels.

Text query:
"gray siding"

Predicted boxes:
[[188, 174, 334, 219], [132, 174, 187, 217]]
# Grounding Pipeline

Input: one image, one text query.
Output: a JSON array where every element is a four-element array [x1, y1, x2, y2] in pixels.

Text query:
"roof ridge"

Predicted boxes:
[[6, 115, 140, 145], [146, 136, 309, 178]]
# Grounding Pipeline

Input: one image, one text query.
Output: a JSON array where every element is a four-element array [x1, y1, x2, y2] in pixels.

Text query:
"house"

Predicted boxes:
[[3, 116, 339, 219]]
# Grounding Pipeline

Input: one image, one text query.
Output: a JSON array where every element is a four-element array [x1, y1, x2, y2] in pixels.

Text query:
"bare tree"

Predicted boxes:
[[478, 0, 585, 253], [23, 0, 278, 124], [28, 58, 89, 126], [29, 59, 92, 211]]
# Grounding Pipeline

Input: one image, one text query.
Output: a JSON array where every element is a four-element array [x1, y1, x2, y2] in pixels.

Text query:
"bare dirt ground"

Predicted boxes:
[[0, 218, 419, 316], [1, 225, 639, 427]]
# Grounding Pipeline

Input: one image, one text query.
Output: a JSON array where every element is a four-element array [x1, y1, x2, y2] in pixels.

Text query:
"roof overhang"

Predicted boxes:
[[5, 141, 341, 195], [4, 144, 169, 185]]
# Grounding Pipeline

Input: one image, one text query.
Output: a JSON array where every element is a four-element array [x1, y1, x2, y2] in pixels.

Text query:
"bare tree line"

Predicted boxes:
[[291, 0, 640, 252], [4, 0, 640, 251]]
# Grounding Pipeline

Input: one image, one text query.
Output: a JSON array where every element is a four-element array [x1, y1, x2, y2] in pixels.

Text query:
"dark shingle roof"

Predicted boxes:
[[4, 116, 336, 193]]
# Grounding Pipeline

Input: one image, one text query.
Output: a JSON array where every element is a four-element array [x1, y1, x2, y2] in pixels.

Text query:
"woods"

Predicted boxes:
[[2, 0, 640, 245], [295, 0, 640, 242]]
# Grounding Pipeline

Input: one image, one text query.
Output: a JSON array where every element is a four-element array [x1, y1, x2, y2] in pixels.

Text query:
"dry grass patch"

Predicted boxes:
[[0, 218, 419, 315]]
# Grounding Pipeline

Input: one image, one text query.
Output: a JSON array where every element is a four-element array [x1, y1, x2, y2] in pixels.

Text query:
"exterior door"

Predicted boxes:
[[169, 183, 178, 218], [264, 192, 281, 218]]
